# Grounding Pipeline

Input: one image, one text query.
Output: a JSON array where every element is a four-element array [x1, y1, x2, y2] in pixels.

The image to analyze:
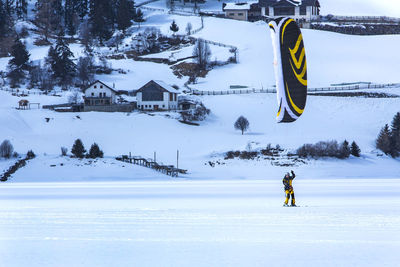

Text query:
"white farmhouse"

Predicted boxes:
[[223, 2, 251, 21], [259, 0, 320, 23], [136, 80, 179, 111], [84, 80, 117, 106]]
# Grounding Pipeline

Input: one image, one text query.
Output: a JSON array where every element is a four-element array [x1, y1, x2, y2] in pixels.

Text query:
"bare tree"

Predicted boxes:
[[185, 22, 192, 35], [76, 56, 94, 88], [68, 90, 83, 104], [193, 39, 211, 70], [0, 139, 14, 158], [234, 116, 249, 135]]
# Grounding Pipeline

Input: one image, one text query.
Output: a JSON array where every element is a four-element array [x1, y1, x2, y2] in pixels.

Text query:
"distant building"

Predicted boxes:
[[223, 2, 251, 21], [83, 80, 117, 106], [83, 81, 135, 112], [223, 0, 320, 25], [259, 0, 320, 23], [136, 80, 179, 111]]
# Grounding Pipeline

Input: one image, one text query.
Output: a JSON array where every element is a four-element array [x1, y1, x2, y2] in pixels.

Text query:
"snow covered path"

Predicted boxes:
[[1, 179, 399, 267]]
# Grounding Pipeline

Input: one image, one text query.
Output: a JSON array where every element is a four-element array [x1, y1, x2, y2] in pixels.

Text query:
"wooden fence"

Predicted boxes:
[[192, 83, 400, 96], [325, 15, 400, 23], [116, 154, 187, 177]]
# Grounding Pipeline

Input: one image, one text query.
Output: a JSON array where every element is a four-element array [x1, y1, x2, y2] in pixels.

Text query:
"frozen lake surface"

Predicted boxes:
[[1, 179, 399, 267]]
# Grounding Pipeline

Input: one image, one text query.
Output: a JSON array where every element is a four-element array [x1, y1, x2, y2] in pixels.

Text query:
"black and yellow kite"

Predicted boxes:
[[269, 18, 307, 123]]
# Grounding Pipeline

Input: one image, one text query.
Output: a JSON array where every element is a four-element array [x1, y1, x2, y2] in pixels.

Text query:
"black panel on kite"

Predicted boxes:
[[269, 18, 307, 123]]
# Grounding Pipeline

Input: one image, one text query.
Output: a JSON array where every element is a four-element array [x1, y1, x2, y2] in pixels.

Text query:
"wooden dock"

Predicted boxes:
[[116, 155, 187, 177]]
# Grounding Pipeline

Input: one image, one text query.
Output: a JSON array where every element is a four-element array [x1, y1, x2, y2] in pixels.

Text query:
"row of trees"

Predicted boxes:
[[68, 139, 104, 159], [376, 112, 400, 158], [6, 36, 97, 89], [0, 0, 145, 55], [34, 0, 144, 42], [297, 140, 361, 159]]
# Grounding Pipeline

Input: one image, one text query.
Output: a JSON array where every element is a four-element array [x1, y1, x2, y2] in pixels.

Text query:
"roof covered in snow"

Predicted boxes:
[[137, 80, 180, 94], [259, 0, 320, 7], [223, 2, 251, 11]]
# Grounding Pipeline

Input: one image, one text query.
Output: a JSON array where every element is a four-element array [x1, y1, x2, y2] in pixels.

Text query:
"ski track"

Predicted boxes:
[[0, 179, 399, 267]]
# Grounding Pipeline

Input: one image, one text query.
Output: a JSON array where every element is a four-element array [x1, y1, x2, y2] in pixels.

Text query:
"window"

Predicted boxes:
[[142, 84, 164, 101], [100, 85, 103, 88], [169, 93, 173, 101], [300, 6, 306, 15], [91, 92, 94, 96], [229, 13, 235, 16], [274, 7, 295, 16], [238, 13, 243, 16], [94, 85, 97, 88]]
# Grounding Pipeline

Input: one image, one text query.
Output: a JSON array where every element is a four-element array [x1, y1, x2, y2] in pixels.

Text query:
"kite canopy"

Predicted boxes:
[[269, 18, 307, 123]]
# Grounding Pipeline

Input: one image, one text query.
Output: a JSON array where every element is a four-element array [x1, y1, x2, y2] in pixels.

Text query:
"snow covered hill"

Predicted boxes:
[[1, 9, 400, 181]]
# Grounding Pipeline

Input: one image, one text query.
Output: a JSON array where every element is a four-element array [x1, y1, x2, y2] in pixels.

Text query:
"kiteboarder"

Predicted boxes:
[[283, 170, 296, 207]]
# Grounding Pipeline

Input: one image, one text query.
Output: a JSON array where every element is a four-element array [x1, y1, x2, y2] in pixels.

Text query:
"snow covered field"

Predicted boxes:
[[1, 179, 399, 267]]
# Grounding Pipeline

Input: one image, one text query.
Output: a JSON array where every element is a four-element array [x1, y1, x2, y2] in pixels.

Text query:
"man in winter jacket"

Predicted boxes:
[[283, 170, 296, 206]]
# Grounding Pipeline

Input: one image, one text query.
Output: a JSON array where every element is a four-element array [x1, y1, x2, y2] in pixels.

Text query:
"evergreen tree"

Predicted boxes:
[[64, 0, 80, 35], [71, 139, 86, 158], [376, 124, 392, 156], [133, 8, 144, 28], [339, 140, 351, 159], [390, 112, 400, 156], [116, 0, 134, 33], [4, 0, 14, 17], [16, 0, 28, 20], [89, 0, 114, 44], [46, 36, 76, 88], [350, 141, 361, 157], [7, 38, 30, 87], [88, 143, 104, 158], [77, 0, 89, 19], [170, 20, 179, 35], [0, 0, 13, 39]]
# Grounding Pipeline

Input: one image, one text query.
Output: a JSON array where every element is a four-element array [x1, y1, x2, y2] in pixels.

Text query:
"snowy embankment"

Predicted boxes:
[[1, 179, 399, 267], [1, 86, 400, 181]]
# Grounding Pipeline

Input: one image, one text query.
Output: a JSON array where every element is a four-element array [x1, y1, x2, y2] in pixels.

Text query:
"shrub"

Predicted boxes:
[[239, 151, 258, 160], [297, 140, 346, 159], [71, 139, 86, 158], [26, 150, 36, 159], [88, 143, 104, 159], [181, 103, 210, 122], [0, 140, 14, 158]]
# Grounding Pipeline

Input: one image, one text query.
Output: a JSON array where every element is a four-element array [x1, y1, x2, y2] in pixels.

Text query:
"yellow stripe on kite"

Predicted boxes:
[[285, 82, 304, 115]]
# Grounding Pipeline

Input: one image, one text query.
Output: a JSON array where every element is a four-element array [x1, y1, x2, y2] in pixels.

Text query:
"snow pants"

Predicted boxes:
[[284, 189, 295, 205]]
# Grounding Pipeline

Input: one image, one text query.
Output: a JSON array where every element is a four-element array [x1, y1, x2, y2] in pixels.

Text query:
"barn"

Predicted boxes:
[[136, 80, 179, 111]]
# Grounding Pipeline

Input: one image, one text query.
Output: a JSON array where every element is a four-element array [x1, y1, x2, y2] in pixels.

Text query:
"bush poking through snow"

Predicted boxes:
[[61, 147, 68, 156], [0, 140, 14, 159], [234, 116, 250, 135], [180, 103, 210, 122], [88, 143, 104, 159], [351, 141, 361, 157], [71, 139, 86, 159], [26, 150, 36, 159]]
